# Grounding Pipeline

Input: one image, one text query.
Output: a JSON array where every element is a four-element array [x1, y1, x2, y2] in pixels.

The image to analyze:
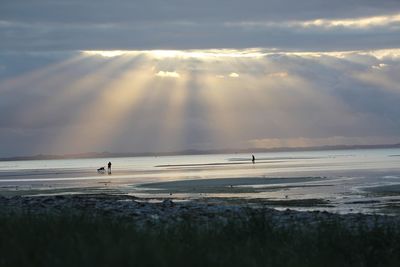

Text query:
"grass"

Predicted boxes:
[[1, 211, 400, 267]]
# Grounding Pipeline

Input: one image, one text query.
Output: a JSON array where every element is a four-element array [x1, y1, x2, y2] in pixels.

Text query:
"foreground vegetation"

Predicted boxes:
[[1, 211, 400, 267]]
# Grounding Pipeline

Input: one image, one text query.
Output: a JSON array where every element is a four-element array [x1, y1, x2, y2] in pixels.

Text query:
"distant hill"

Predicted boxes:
[[1, 143, 400, 162]]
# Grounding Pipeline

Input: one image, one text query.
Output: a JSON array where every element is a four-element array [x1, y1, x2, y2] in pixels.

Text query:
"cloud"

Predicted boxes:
[[371, 63, 388, 69], [1, 1, 400, 51], [2, 0, 399, 24], [82, 49, 267, 59], [155, 71, 180, 78], [301, 13, 400, 29], [82, 50, 128, 57], [228, 12, 400, 30]]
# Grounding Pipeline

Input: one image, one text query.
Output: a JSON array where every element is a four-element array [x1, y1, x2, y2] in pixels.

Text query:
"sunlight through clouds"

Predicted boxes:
[[82, 50, 129, 57], [2, 47, 400, 155], [2, 1, 400, 157], [81, 49, 267, 60], [51, 61, 156, 153]]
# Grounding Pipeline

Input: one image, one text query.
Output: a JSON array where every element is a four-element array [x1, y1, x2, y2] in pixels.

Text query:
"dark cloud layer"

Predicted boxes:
[[1, 0, 400, 51], [2, 0, 399, 23]]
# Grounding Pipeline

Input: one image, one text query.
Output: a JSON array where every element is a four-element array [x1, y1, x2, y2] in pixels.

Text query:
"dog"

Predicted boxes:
[[97, 167, 106, 174]]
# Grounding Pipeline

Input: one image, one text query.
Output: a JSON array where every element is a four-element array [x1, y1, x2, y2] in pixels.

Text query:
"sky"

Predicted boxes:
[[1, 0, 400, 156]]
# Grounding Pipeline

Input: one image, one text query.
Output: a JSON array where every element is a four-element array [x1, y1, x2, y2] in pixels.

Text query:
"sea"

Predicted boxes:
[[1, 148, 400, 214]]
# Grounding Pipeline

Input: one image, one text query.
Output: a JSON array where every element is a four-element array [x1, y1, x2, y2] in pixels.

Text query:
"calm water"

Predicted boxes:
[[1, 148, 400, 214]]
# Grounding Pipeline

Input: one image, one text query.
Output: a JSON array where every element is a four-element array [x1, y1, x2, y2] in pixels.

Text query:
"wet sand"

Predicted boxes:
[[136, 176, 327, 194], [2, 149, 400, 214], [363, 184, 400, 195], [2, 174, 400, 214]]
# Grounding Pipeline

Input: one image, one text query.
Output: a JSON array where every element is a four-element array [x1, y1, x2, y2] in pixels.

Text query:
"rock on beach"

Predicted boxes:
[[1, 194, 400, 229]]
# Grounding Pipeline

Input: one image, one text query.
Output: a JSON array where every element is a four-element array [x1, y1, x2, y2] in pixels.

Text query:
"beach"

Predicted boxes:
[[2, 149, 400, 266], [2, 148, 400, 214]]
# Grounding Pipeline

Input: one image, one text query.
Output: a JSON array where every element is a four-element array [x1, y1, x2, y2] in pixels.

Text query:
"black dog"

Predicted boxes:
[[97, 167, 106, 173]]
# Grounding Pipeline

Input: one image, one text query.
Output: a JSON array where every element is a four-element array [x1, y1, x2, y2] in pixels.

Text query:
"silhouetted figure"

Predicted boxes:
[[252, 154, 255, 164], [108, 161, 112, 174]]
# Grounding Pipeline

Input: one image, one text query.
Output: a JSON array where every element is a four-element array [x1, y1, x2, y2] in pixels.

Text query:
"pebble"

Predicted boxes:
[[1, 194, 400, 229]]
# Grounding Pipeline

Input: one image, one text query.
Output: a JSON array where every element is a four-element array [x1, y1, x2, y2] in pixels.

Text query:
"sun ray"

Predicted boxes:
[[193, 57, 258, 149], [51, 61, 155, 153], [0, 55, 85, 94], [153, 69, 190, 152], [353, 68, 400, 93], [13, 55, 135, 127], [15, 49, 376, 154]]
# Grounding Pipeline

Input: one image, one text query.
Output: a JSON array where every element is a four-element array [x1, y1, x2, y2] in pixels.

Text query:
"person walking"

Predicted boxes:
[[252, 154, 255, 164], [107, 161, 112, 174]]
